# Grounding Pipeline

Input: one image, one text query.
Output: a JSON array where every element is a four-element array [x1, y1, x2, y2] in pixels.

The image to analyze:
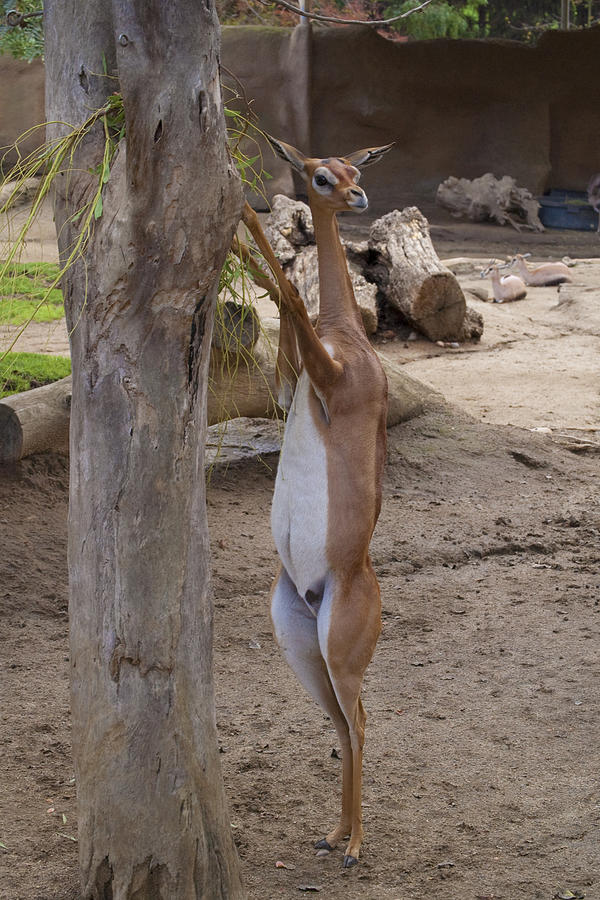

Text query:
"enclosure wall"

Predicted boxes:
[[2, 26, 599, 209]]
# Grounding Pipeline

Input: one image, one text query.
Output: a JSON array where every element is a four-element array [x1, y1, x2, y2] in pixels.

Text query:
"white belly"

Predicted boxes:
[[271, 371, 329, 598]]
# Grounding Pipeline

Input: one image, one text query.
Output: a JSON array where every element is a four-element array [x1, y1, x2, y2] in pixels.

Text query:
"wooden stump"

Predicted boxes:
[[368, 207, 467, 342]]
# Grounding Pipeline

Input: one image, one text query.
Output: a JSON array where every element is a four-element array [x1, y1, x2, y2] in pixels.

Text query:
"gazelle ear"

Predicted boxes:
[[265, 134, 307, 175], [345, 143, 395, 170]]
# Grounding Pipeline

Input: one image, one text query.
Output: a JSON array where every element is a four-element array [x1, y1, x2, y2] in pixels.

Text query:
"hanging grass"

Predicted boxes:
[[0, 261, 64, 325], [0, 350, 71, 398], [0, 86, 287, 462], [0, 90, 271, 360]]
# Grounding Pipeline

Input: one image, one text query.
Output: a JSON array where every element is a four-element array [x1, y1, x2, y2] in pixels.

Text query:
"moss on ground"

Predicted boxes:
[[0, 261, 64, 325], [0, 351, 71, 398]]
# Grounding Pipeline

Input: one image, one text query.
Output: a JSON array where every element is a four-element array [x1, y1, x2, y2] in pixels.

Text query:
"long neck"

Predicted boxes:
[[311, 205, 363, 331]]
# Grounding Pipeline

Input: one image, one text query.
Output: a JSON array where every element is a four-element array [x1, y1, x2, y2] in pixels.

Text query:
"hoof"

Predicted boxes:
[[314, 839, 334, 852], [343, 854, 358, 868]]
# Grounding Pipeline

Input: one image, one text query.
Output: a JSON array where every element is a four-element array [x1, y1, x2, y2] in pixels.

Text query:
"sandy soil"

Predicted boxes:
[[1, 201, 599, 900]]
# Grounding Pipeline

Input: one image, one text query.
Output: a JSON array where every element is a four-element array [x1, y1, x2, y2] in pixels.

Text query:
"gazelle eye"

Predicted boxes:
[[314, 174, 329, 187]]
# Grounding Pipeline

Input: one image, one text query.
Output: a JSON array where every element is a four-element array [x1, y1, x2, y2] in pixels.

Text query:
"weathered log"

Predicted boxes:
[[263, 195, 379, 333], [0, 318, 435, 462], [367, 208, 468, 342], [261, 197, 483, 342], [436, 173, 544, 233], [284, 244, 378, 334], [458, 305, 485, 342], [263, 193, 314, 263], [0, 376, 71, 463], [0, 176, 41, 209]]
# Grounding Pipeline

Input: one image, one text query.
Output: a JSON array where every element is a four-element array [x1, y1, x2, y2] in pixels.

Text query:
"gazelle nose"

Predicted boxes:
[[346, 186, 368, 209]]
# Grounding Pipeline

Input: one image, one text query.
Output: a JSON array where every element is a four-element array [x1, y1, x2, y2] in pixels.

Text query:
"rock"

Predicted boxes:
[[464, 285, 490, 303]]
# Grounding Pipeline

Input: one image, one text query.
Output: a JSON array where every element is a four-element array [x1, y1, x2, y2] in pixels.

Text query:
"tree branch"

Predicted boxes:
[[256, 0, 435, 27]]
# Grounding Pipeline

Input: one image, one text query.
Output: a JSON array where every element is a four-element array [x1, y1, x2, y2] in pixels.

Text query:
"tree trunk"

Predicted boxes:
[[368, 207, 467, 342], [44, 1, 245, 897]]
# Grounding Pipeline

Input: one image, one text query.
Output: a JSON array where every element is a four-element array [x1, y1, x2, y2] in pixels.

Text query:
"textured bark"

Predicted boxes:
[[44, 2, 244, 898], [367, 208, 468, 342]]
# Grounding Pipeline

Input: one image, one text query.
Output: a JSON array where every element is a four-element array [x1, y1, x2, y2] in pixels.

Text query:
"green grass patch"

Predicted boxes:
[[0, 351, 71, 398], [0, 261, 64, 325]]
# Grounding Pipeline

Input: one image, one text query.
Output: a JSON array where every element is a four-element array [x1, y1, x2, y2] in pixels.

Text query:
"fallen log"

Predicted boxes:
[[367, 208, 468, 342], [0, 376, 71, 463], [209, 316, 434, 429], [263, 197, 481, 343], [0, 318, 436, 462]]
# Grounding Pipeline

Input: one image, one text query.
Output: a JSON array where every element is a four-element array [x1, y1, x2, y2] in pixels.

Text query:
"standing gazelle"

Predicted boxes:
[[241, 137, 392, 867]]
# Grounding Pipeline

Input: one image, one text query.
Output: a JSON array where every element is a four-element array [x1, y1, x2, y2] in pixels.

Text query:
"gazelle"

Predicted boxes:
[[481, 261, 527, 303], [510, 253, 572, 286], [240, 136, 392, 867]]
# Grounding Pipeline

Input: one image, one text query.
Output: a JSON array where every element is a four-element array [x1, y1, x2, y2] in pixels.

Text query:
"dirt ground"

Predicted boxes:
[[1, 202, 599, 900]]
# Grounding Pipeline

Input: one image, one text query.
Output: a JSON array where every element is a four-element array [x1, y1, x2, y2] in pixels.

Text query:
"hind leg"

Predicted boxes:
[[317, 567, 381, 867], [270, 568, 354, 850]]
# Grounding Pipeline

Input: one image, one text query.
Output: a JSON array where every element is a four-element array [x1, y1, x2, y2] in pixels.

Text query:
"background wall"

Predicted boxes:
[[2, 26, 599, 211], [0, 57, 44, 172], [221, 25, 600, 211]]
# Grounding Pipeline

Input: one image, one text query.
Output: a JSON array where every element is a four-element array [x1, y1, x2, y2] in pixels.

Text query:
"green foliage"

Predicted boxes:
[[0, 261, 64, 324], [386, 0, 487, 39], [0, 0, 44, 61], [0, 351, 70, 397], [484, 0, 598, 41]]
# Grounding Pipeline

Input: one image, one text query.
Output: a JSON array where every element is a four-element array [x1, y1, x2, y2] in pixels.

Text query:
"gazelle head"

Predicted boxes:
[[266, 135, 394, 213], [480, 260, 497, 278], [509, 253, 531, 269], [480, 258, 514, 278]]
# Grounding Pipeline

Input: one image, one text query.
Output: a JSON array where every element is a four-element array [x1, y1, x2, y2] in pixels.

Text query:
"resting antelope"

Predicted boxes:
[[481, 261, 527, 303], [240, 137, 392, 867], [510, 253, 572, 286]]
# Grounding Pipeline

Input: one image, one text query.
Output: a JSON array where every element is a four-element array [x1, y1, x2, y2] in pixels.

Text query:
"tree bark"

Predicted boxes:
[[367, 207, 467, 342], [44, 2, 245, 897]]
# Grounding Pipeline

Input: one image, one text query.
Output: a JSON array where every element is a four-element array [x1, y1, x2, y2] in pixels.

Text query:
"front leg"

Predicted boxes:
[[241, 203, 342, 399], [276, 310, 299, 411], [232, 234, 299, 409]]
